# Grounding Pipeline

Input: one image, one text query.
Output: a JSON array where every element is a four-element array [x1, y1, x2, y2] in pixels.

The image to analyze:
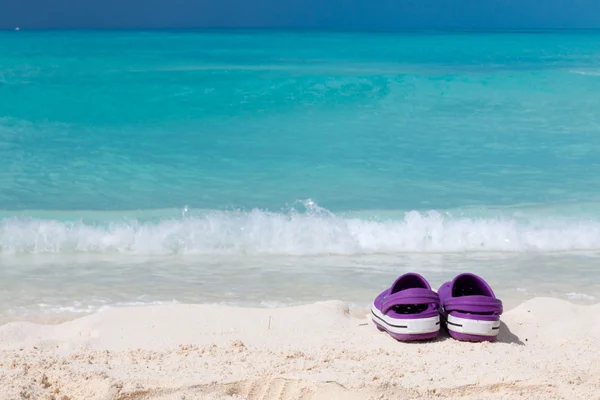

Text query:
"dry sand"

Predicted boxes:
[[0, 297, 599, 400]]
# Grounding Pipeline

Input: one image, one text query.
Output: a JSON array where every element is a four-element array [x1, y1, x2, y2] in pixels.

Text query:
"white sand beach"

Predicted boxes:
[[1, 298, 599, 400]]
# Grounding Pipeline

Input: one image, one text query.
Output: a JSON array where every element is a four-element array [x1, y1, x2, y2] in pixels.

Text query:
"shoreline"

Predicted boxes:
[[1, 297, 599, 399], [1, 289, 596, 326]]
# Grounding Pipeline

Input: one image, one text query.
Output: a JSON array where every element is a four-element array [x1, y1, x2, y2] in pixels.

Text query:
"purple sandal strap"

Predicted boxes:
[[381, 288, 440, 314], [445, 295, 503, 314]]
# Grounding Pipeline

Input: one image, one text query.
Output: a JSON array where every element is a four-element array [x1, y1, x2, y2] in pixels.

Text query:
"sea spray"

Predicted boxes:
[[2, 204, 600, 255]]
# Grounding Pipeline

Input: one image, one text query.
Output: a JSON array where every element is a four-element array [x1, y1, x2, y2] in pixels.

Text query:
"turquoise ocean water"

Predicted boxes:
[[1, 30, 600, 322]]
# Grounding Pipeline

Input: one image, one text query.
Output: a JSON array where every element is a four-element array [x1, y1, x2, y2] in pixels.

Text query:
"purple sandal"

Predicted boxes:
[[438, 273, 503, 342], [371, 273, 440, 341]]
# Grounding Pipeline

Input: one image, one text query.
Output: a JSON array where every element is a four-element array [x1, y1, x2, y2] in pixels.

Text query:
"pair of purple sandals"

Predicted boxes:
[[372, 272, 503, 342]]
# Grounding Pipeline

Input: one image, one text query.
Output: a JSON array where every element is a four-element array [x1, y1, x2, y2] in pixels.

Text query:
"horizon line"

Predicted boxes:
[[3, 26, 600, 33]]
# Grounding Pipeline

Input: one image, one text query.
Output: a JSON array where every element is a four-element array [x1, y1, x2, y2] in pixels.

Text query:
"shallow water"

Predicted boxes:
[[1, 30, 600, 322], [1, 250, 598, 323]]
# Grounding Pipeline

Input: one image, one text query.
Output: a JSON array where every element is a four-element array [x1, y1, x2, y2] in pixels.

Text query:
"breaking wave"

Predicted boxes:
[[2, 203, 600, 255]]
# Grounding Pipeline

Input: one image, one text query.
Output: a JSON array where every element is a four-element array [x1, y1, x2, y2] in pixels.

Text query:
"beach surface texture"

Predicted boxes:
[[1, 298, 599, 400]]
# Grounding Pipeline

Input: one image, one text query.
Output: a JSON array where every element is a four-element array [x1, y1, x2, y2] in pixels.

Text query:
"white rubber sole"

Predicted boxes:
[[371, 304, 440, 335], [445, 314, 501, 337]]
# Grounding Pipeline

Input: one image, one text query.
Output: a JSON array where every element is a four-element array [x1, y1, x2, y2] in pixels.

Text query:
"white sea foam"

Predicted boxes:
[[2, 204, 600, 255], [565, 292, 596, 301], [570, 69, 600, 76]]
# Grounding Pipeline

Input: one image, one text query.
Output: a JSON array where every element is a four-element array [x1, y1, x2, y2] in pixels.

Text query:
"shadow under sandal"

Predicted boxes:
[[371, 272, 440, 341], [438, 273, 503, 342]]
